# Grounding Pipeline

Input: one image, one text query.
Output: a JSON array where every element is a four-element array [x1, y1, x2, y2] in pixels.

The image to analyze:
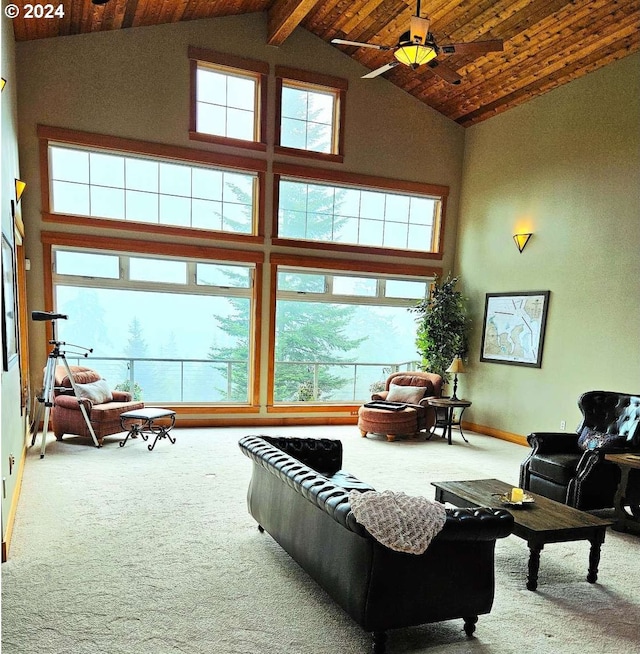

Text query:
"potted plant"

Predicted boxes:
[[411, 274, 469, 382]]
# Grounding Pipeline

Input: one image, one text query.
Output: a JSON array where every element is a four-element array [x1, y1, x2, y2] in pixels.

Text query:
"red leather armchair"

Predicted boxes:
[[51, 365, 144, 446]]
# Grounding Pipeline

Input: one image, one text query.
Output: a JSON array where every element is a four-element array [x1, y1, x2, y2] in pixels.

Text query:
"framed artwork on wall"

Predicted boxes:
[[2, 233, 18, 371], [480, 291, 550, 368]]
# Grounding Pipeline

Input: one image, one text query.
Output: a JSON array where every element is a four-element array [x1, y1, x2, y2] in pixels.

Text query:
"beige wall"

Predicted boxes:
[[457, 53, 640, 437], [1, 6, 27, 554], [15, 13, 465, 420]]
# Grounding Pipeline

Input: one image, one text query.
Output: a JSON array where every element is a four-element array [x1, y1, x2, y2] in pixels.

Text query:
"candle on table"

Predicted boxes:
[[511, 488, 524, 503]]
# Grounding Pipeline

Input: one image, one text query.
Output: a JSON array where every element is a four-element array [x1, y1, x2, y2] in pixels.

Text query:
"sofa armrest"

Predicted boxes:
[[437, 507, 514, 542], [54, 394, 92, 412], [259, 435, 343, 475], [371, 391, 388, 401], [527, 431, 581, 454]]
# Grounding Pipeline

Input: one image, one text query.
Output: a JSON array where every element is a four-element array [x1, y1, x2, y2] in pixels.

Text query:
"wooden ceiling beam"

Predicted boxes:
[[267, 0, 319, 45]]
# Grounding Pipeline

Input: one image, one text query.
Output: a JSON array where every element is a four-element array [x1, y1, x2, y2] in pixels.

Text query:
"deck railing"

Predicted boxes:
[[62, 356, 420, 403]]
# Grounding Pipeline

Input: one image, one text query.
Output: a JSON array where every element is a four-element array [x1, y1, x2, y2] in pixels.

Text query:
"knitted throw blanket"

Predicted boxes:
[[348, 489, 447, 555]]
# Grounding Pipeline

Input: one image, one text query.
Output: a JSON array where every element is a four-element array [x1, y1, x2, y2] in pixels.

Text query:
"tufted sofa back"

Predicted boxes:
[[578, 391, 640, 447]]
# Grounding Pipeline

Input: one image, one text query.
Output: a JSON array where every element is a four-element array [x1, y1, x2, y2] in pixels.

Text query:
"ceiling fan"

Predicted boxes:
[[331, 0, 503, 85]]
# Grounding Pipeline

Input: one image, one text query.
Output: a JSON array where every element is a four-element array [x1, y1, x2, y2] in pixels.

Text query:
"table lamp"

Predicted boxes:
[[446, 357, 465, 401]]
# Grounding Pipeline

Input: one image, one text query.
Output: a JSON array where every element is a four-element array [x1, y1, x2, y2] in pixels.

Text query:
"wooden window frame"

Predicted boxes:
[[41, 232, 264, 414], [274, 66, 347, 164], [272, 162, 448, 260], [188, 46, 269, 152], [267, 253, 440, 412], [37, 125, 266, 246]]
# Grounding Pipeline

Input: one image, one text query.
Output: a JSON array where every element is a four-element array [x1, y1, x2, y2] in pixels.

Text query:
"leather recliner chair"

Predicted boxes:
[[519, 390, 640, 510]]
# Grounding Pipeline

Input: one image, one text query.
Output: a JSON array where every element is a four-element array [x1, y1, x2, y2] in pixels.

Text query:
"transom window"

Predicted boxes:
[[195, 64, 258, 141], [189, 47, 268, 150], [280, 83, 336, 154], [275, 67, 347, 162], [277, 177, 442, 253], [48, 144, 258, 235]]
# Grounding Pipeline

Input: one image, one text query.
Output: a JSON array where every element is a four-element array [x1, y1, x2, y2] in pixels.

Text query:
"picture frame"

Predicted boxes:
[[2, 233, 19, 371], [480, 291, 550, 368]]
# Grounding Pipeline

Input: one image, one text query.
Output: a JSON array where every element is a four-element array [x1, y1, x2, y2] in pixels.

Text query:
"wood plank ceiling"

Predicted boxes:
[[11, 0, 640, 126]]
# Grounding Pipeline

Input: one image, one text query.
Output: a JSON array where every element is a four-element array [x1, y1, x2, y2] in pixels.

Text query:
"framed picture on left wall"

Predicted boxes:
[[2, 232, 18, 371]]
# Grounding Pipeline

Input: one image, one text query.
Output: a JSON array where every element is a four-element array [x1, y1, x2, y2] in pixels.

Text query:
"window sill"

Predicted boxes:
[[274, 145, 344, 164]]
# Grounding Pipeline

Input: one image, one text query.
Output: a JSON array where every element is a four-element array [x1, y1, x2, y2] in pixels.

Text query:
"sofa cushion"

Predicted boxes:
[[60, 366, 102, 386], [75, 379, 113, 404], [528, 452, 582, 485], [387, 384, 426, 404], [89, 400, 144, 424]]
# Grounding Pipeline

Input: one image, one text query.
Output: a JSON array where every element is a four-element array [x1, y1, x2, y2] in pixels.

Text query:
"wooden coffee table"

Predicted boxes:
[[432, 478, 613, 591]]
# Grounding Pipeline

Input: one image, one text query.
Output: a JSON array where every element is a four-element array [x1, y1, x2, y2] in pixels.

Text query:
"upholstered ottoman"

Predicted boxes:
[[358, 405, 418, 442]]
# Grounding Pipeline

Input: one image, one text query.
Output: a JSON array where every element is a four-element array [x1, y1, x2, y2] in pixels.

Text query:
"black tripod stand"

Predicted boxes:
[[30, 311, 99, 458]]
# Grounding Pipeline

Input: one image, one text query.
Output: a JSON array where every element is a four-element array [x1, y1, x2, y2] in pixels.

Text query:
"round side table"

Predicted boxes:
[[426, 398, 472, 445]]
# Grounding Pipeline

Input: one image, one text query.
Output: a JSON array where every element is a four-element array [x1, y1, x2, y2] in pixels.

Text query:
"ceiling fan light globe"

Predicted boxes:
[[394, 44, 437, 68]]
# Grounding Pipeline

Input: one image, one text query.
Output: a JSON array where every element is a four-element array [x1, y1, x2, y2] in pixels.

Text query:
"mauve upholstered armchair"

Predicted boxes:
[[358, 371, 444, 440], [50, 365, 144, 446]]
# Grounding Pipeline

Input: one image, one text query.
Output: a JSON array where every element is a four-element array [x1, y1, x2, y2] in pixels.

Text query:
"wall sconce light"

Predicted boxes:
[[15, 179, 27, 204], [513, 233, 532, 253]]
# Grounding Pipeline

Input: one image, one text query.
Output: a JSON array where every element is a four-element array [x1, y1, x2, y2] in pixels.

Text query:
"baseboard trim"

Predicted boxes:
[[2, 442, 27, 563], [462, 421, 528, 447]]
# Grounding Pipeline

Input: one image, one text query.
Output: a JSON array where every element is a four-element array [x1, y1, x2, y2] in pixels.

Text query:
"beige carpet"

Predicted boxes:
[[2, 426, 639, 654]]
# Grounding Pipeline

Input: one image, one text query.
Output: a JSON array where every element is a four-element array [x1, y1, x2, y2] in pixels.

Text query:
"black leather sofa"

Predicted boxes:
[[239, 435, 514, 653]]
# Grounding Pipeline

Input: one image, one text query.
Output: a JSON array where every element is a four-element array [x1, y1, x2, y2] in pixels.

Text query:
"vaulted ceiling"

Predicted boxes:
[[11, 0, 640, 126]]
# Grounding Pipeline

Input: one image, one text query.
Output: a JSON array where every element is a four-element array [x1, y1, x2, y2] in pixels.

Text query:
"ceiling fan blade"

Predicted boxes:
[[331, 38, 391, 51], [362, 61, 400, 79], [427, 60, 462, 85], [439, 40, 504, 56]]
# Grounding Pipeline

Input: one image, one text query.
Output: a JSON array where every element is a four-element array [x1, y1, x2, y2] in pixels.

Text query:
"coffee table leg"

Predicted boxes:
[[587, 530, 606, 583], [526, 542, 543, 591]]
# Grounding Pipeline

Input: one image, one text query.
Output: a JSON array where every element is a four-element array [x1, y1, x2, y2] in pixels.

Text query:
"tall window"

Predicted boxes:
[[276, 176, 443, 254], [189, 47, 268, 150], [275, 67, 346, 162], [48, 144, 258, 235], [273, 267, 430, 404], [52, 248, 257, 404]]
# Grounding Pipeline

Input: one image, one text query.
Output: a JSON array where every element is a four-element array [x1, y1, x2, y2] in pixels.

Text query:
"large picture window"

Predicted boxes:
[[52, 247, 257, 405], [273, 266, 431, 404]]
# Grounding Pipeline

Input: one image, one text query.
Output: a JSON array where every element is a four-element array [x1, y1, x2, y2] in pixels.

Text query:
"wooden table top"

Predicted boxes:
[[432, 479, 613, 534], [604, 453, 640, 469], [427, 398, 472, 408]]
